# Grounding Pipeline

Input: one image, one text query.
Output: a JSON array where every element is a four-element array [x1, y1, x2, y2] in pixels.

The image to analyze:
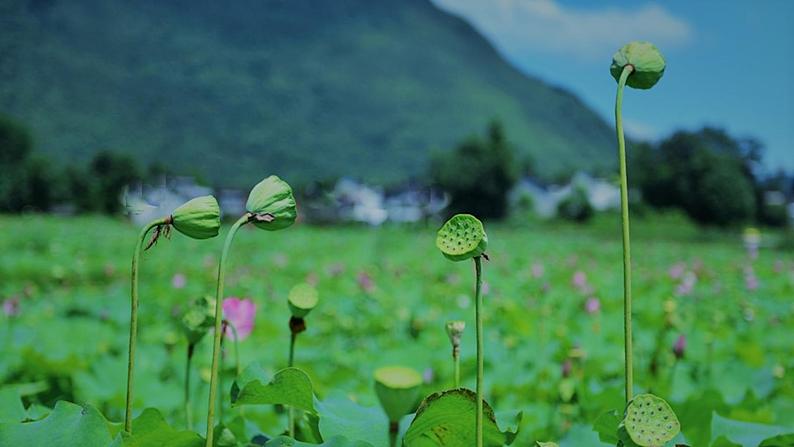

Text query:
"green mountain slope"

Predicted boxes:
[[0, 0, 615, 186]]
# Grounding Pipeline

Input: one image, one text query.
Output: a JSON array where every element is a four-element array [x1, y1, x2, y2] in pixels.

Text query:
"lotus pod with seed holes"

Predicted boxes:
[[622, 393, 680, 446], [287, 283, 319, 318], [374, 366, 423, 422], [436, 214, 488, 262], [610, 41, 666, 90], [245, 176, 297, 231], [171, 195, 221, 239]]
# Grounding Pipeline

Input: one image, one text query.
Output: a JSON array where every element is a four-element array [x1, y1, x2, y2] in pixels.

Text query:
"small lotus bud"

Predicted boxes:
[[610, 41, 666, 89], [245, 175, 297, 231], [180, 296, 215, 345], [445, 320, 465, 351], [171, 195, 221, 240], [436, 214, 488, 262], [673, 334, 686, 359], [287, 283, 319, 319], [374, 366, 423, 423]]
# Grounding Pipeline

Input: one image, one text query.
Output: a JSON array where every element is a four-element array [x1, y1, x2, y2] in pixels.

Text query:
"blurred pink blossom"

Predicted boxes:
[[2, 297, 20, 317], [561, 359, 572, 378], [585, 297, 600, 314], [531, 262, 545, 278], [744, 266, 759, 291], [222, 297, 256, 341], [668, 262, 686, 280], [481, 281, 490, 296], [673, 334, 686, 359], [572, 271, 587, 288], [357, 271, 375, 293], [171, 273, 187, 289], [675, 272, 697, 297]]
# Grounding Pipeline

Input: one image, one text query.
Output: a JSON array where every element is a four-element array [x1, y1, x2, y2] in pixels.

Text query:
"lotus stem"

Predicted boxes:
[[474, 255, 484, 447]]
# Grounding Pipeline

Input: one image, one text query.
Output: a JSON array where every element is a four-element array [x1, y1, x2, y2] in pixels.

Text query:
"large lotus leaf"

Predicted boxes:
[[116, 408, 203, 447], [710, 413, 789, 447], [0, 388, 26, 423], [266, 435, 373, 446], [231, 365, 316, 414], [0, 400, 113, 447], [315, 394, 404, 447], [758, 433, 794, 446], [403, 388, 521, 446], [592, 409, 621, 444]]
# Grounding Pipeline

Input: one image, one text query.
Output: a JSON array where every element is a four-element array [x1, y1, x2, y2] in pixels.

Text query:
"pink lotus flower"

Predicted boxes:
[[572, 271, 587, 289], [171, 273, 187, 289], [668, 262, 686, 280], [357, 271, 375, 293], [222, 297, 256, 341], [3, 297, 20, 317], [673, 334, 686, 359], [675, 272, 697, 297], [744, 266, 759, 291], [585, 297, 600, 314], [531, 262, 545, 279]]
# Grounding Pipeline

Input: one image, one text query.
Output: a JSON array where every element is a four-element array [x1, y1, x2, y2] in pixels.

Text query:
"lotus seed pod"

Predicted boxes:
[[610, 41, 666, 90], [445, 320, 465, 347], [622, 393, 680, 446], [245, 175, 297, 231], [181, 296, 216, 345], [171, 195, 221, 240], [436, 214, 488, 262], [287, 283, 319, 318], [374, 366, 423, 422]]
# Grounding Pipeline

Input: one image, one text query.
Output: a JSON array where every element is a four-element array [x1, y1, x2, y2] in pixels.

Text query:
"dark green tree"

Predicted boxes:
[[430, 121, 519, 219], [88, 150, 141, 214]]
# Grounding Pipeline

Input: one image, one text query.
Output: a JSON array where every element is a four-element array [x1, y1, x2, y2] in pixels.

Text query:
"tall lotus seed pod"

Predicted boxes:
[[374, 365, 423, 442], [245, 175, 297, 231], [205, 176, 296, 447], [436, 214, 488, 262], [610, 41, 665, 90], [171, 195, 221, 240], [436, 214, 488, 447], [610, 41, 665, 405], [180, 295, 215, 429], [124, 195, 220, 434], [285, 283, 319, 437]]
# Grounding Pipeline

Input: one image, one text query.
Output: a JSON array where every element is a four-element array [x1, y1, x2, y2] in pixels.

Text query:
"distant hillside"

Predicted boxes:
[[0, 0, 615, 186]]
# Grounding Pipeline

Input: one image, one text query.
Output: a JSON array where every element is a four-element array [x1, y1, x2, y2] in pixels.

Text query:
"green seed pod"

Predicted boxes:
[[180, 296, 215, 345], [610, 41, 666, 90], [436, 214, 488, 262], [287, 283, 319, 319], [245, 175, 297, 231], [374, 366, 423, 423], [171, 195, 221, 240], [622, 393, 680, 446]]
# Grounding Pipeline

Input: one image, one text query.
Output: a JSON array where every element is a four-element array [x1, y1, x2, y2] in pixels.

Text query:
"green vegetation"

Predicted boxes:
[[0, 0, 615, 186], [1, 215, 792, 445]]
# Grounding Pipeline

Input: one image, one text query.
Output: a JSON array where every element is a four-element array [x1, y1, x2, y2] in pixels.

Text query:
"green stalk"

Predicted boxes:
[[473, 256, 484, 447], [453, 349, 460, 388], [205, 214, 249, 446], [288, 331, 297, 437], [185, 343, 195, 429], [616, 64, 634, 404], [125, 218, 166, 433]]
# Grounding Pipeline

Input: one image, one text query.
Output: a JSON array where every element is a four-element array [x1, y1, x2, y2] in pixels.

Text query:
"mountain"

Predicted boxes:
[[0, 0, 616, 187]]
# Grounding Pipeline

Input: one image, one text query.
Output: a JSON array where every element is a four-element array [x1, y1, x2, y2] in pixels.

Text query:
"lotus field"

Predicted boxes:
[[1, 41, 793, 447]]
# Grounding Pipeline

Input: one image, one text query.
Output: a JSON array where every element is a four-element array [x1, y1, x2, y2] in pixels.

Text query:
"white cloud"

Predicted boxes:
[[432, 0, 693, 61], [623, 119, 659, 141]]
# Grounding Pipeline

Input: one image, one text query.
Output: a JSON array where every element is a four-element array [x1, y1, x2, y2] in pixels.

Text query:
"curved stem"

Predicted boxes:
[[616, 64, 634, 404], [288, 331, 297, 436], [473, 256, 484, 447], [205, 214, 249, 446], [185, 343, 195, 429], [125, 218, 166, 433]]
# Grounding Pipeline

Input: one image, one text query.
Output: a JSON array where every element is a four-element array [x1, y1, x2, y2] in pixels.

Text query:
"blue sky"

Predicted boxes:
[[432, 0, 794, 173]]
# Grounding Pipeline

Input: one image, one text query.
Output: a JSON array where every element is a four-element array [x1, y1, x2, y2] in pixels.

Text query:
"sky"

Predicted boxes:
[[431, 0, 794, 173]]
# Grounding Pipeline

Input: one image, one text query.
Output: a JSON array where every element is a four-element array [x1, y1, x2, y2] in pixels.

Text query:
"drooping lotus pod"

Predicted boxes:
[[436, 214, 488, 262], [610, 41, 666, 90], [171, 195, 221, 239], [445, 320, 465, 348], [287, 283, 319, 319], [180, 296, 215, 345], [374, 366, 423, 423], [621, 393, 680, 446], [245, 175, 297, 231]]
